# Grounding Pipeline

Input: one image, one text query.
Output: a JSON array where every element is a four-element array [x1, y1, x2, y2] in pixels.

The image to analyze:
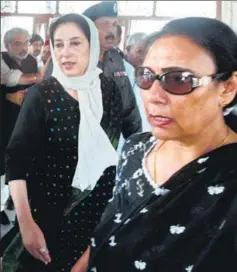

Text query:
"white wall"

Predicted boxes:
[[222, 1, 237, 32]]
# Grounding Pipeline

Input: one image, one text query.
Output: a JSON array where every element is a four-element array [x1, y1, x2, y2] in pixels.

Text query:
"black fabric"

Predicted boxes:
[[99, 48, 142, 138], [83, 1, 117, 22], [0, 87, 5, 174], [3, 75, 123, 271], [0, 52, 38, 175], [89, 132, 237, 272], [1, 52, 37, 94]]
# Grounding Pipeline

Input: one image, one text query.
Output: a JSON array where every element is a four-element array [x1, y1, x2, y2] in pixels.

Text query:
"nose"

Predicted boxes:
[[61, 43, 71, 57], [147, 80, 168, 105]]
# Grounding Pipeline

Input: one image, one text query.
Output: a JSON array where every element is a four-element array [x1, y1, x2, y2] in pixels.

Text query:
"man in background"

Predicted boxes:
[[125, 32, 147, 68], [28, 34, 44, 71], [83, 1, 142, 140]]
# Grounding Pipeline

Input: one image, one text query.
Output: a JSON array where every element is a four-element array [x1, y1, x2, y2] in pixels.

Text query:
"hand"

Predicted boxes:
[[35, 72, 43, 83], [19, 220, 51, 265], [71, 247, 90, 272]]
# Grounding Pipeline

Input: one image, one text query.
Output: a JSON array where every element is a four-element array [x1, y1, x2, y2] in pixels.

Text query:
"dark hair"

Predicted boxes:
[[116, 24, 122, 39], [144, 17, 237, 131], [49, 13, 90, 46], [29, 34, 44, 45]]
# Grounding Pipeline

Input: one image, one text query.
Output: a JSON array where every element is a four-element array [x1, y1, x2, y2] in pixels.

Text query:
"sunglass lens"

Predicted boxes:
[[135, 67, 154, 90], [161, 72, 193, 94]]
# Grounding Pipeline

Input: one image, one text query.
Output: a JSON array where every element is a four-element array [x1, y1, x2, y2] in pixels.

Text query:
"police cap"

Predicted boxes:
[[83, 1, 118, 22]]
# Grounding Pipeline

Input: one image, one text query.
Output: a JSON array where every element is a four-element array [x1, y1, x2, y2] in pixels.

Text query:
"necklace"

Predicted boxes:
[[153, 128, 231, 184]]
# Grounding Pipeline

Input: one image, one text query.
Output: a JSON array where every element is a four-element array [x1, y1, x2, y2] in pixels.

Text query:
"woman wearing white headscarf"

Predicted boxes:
[[2, 13, 123, 271]]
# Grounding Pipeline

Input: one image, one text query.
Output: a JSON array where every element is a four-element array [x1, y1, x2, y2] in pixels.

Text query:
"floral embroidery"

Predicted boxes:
[[197, 168, 207, 174], [114, 213, 122, 223], [153, 187, 169, 196], [109, 236, 117, 247], [133, 169, 143, 179], [185, 265, 194, 272], [91, 237, 96, 247], [134, 260, 147, 270], [136, 180, 145, 197], [140, 208, 148, 214], [124, 219, 131, 225], [207, 185, 225, 195], [197, 157, 209, 164], [169, 225, 186, 235]]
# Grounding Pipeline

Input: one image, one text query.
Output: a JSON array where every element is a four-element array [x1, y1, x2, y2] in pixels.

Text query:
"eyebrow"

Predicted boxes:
[[161, 66, 195, 74], [54, 37, 81, 42]]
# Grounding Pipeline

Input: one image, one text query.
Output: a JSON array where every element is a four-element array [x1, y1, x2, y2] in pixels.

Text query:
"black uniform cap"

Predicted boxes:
[[83, 1, 118, 22]]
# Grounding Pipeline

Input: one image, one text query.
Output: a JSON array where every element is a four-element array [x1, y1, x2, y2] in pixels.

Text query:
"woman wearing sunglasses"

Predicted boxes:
[[72, 17, 237, 272]]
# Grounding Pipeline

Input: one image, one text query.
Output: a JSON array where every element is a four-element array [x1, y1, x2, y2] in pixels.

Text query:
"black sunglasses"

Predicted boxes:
[[135, 67, 230, 95]]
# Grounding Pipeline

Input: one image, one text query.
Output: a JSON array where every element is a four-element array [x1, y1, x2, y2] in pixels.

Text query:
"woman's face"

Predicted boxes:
[[53, 22, 90, 77], [141, 35, 227, 141]]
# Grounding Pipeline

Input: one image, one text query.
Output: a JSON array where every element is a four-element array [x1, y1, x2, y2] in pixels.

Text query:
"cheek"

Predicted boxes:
[[141, 91, 149, 112], [54, 50, 61, 63], [173, 88, 221, 132]]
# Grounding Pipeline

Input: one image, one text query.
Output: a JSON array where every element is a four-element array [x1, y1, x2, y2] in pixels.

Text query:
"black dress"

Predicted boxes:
[[89, 132, 237, 272], [3, 75, 122, 271]]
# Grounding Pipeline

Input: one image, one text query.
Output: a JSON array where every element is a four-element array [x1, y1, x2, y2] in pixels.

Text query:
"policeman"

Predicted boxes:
[[83, 1, 142, 138]]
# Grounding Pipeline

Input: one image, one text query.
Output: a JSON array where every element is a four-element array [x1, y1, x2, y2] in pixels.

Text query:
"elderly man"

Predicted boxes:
[[83, 1, 142, 140], [1, 28, 39, 169], [125, 32, 147, 68], [114, 26, 151, 136]]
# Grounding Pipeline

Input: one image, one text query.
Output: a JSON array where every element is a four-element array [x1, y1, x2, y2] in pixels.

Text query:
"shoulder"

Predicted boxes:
[[26, 77, 60, 101], [26, 54, 37, 64], [108, 48, 124, 61]]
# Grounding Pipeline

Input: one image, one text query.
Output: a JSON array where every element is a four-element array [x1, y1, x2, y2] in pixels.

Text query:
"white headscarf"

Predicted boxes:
[[50, 14, 118, 191]]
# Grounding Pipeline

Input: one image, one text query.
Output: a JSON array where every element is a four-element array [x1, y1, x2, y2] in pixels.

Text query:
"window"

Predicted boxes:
[[1, 1, 16, 13], [1, 16, 34, 50], [118, 1, 154, 17], [18, 1, 57, 14], [59, 1, 101, 14], [129, 20, 170, 36], [156, 1, 217, 18]]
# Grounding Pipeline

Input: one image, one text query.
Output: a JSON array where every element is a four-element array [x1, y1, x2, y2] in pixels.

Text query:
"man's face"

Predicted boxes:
[[6, 32, 29, 60], [29, 40, 43, 57], [94, 17, 118, 51], [126, 41, 146, 68]]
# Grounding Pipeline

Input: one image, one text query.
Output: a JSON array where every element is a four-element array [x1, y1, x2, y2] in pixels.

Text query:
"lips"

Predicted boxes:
[[149, 114, 173, 127], [62, 62, 76, 70]]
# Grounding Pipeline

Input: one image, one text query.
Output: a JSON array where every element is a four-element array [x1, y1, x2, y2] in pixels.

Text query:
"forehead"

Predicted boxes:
[[144, 35, 216, 75], [11, 32, 28, 42], [95, 17, 117, 24], [54, 22, 86, 39], [132, 42, 145, 51], [31, 40, 43, 46]]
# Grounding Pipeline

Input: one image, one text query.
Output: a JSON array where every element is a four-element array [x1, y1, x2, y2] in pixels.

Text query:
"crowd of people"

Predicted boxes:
[[0, 1, 237, 272]]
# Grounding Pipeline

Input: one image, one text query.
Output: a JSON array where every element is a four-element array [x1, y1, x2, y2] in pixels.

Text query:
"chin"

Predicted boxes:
[[151, 127, 176, 141], [63, 70, 79, 77]]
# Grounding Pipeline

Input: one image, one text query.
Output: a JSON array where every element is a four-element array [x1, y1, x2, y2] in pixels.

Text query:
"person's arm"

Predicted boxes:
[[5, 87, 51, 264], [71, 247, 91, 272], [1, 56, 51, 87]]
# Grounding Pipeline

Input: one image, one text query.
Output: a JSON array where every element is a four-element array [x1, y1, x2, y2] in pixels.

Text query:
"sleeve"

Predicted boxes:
[[5, 86, 46, 182], [121, 75, 142, 139], [1, 57, 23, 87]]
